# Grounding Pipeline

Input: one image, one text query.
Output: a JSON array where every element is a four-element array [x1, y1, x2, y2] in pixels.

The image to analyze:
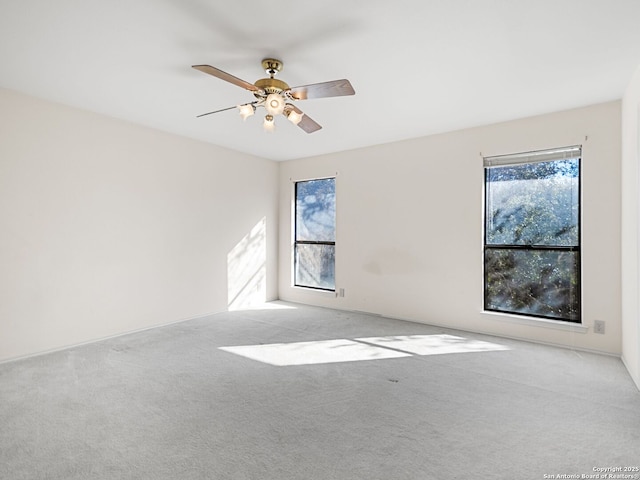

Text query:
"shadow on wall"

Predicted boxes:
[[227, 217, 267, 310]]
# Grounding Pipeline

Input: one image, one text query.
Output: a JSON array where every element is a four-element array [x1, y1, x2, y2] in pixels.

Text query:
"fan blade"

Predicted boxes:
[[196, 105, 237, 118], [197, 101, 258, 118], [288, 79, 355, 100], [192, 65, 260, 92], [290, 105, 322, 133]]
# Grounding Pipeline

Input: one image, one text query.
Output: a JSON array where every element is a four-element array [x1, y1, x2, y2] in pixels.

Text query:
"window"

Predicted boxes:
[[483, 146, 581, 323], [294, 177, 336, 290]]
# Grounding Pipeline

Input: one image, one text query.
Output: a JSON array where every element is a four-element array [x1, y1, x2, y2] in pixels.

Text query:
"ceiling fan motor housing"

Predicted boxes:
[[254, 78, 290, 96], [254, 58, 289, 98]]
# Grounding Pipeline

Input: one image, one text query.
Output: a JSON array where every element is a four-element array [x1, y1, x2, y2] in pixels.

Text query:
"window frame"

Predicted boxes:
[[293, 177, 336, 292], [483, 146, 582, 323]]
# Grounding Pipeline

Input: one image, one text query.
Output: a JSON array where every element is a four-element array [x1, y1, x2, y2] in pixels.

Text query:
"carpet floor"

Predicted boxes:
[[1, 302, 639, 479]]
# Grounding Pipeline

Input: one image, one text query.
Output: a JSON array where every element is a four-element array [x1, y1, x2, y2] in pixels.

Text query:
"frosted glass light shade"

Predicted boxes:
[[264, 94, 285, 116], [263, 114, 275, 132], [238, 103, 255, 120], [287, 109, 303, 125]]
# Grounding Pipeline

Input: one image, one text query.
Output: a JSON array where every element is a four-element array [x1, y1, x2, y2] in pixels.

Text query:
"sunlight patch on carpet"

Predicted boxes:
[[220, 334, 509, 366], [220, 339, 410, 366], [357, 334, 511, 356]]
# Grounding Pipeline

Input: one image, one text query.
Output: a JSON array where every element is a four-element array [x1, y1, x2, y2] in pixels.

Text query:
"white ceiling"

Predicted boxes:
[[1, 0, 640, 161]]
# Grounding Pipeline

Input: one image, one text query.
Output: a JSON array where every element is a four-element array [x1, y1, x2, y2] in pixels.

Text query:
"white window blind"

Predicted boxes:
[[484, 145, 581, 167]]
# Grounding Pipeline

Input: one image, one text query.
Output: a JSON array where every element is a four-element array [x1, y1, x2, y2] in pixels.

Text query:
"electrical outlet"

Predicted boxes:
[[339, 288, 345, 297], [594, 320, 605, 334]]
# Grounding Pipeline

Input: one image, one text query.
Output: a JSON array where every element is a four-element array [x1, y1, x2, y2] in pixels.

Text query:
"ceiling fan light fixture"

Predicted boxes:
[[263, 114, 275, 132], [264, 93, 285, 116], [237, 103, 255, 120], [286, 108, 304, 125], [193, 59, 354, 134]]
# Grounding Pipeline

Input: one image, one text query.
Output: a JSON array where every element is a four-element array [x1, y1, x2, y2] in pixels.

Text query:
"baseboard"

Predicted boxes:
[[0, 309, 227, 366], [288, 301, 622, 358], [621, 354, 640, 392]]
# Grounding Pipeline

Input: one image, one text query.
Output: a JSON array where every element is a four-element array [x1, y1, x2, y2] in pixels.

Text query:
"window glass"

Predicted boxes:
[[484, 149, 580, 323], [296, 179, 335, 242], [294, 178, 335, 291], [295, 244, 335, 290], [485, 160, 579, 246], [485, 249, 580, 321]]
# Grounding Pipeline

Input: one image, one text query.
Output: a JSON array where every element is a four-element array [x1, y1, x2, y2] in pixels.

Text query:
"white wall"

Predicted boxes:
[[622, 66, 640, 389], [0, 88, 279, 362], [279, 101, 621, 354], [1, 87, 627, 363]]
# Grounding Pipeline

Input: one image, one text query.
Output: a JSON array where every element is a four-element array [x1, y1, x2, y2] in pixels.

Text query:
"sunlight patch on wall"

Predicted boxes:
[[227, 218, 266, 310], [219, 334, 510, 366]]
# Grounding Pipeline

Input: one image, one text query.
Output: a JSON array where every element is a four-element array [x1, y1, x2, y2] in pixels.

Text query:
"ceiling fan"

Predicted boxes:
[[192, 58, 355, 133]]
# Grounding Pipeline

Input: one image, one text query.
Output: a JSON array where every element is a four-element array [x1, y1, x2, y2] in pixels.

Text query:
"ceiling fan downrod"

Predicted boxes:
[[262, 58, 283, 78]]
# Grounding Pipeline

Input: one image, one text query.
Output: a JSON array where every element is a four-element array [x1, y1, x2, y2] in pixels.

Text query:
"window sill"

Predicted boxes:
[[481, 310, 589, 333], [292, 286, 337, 297]]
